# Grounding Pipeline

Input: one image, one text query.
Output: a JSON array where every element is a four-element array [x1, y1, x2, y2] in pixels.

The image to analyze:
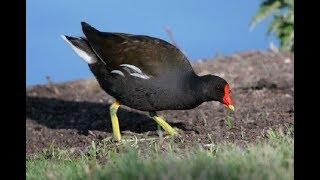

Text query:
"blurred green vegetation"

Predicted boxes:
[[27, 128, 293, 180], [251, 0, 294, 52]]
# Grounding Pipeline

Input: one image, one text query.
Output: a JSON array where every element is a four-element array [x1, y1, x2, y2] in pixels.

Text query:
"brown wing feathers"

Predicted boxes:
[[81, 22, 193, 77]]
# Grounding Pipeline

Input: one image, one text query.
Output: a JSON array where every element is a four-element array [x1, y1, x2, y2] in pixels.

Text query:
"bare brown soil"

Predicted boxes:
[[26, 51, 294, 156]]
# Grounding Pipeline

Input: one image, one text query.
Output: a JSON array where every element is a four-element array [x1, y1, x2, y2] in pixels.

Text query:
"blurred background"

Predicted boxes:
[[27, 0, 293, 86]]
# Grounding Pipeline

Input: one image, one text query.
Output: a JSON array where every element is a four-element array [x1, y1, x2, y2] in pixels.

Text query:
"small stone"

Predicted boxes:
[[284, 58, 291, 63], [284, 94, 292, 98]]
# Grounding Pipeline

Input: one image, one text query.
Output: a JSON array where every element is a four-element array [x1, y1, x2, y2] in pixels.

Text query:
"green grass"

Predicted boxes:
[[27, 128, 293, 180]]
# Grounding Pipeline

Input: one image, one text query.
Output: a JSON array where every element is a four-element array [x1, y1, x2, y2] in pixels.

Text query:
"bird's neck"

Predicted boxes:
[[182, 73, 211, 103], [190, 74, 225, 105]]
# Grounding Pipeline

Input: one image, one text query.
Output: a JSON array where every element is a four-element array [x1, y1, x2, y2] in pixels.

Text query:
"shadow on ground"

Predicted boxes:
[[26, 96, 191, 135]]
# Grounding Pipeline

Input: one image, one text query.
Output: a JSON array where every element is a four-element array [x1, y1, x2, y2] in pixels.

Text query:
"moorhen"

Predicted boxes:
[[62, 22, 234, 141]]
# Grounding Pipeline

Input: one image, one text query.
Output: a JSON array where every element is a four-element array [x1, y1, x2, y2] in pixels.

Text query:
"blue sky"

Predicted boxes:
[[27, 0, 278, 85]]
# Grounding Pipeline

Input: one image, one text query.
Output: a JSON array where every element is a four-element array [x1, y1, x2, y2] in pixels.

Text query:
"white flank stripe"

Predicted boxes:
[[120, 64, 143, 74], [111, 70, 125, 77], [130, 73, 150, 79], [115, 64, 151, 80], [120, 66, 131, 74], [61, 35, 96, 64]]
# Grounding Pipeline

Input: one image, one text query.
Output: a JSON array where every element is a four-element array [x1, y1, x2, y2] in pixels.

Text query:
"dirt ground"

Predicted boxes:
[[26, 51, 294, 156]]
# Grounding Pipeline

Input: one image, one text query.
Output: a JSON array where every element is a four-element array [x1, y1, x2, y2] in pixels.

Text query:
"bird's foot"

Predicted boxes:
[[150, 112, 178, 136]]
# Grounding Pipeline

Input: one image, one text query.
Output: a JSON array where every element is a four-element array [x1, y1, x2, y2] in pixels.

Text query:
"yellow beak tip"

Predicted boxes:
[[228, 105, 235, 111]]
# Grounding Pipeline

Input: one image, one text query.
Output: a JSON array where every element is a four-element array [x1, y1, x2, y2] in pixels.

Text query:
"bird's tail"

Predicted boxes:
[[81, 21, 100, 37], [61, 35, 98, 64]]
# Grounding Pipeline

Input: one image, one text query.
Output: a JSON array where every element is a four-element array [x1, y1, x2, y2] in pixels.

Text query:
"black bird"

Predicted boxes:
[[62, 22, 234, 141]]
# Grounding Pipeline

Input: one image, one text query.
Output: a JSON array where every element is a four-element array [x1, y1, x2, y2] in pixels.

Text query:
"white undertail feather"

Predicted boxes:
[[61, 35, 96, 64]]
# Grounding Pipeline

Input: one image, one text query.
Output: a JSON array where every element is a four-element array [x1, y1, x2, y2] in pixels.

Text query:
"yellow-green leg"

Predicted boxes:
[[110, 101, 121, 141], [149, 112, 178, 136]]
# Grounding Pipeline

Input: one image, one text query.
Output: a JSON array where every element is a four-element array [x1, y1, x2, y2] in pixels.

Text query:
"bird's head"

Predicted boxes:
[[199, 75, 234, 111]]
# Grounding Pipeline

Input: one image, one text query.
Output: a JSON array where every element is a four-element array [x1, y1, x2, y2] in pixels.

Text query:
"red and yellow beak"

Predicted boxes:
[[223, 84, 235, 111]]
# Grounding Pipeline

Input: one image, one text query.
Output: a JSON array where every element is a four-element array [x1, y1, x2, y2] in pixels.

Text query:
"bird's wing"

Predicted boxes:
[[81, 22, 193, 78]]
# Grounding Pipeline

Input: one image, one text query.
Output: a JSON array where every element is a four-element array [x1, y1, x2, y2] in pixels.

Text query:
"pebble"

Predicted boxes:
[[284, 58, 291, 63]]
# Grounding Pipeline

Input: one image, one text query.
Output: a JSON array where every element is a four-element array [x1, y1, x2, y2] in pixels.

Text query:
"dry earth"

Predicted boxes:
[[26, 51, 294, 156]]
